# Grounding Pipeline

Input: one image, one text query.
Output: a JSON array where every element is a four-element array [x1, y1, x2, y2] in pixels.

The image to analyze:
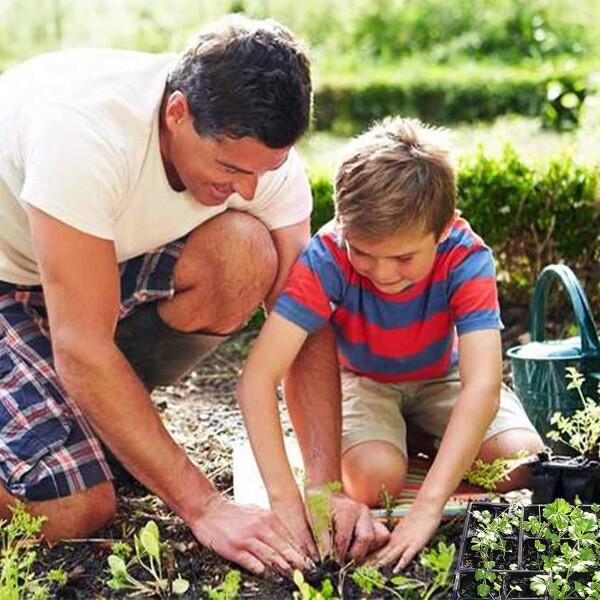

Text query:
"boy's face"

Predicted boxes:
[[345, 225, 447, 294]]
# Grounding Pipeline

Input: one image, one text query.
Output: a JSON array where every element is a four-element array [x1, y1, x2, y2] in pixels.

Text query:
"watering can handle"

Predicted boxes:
[[531, 264, 600, 358]]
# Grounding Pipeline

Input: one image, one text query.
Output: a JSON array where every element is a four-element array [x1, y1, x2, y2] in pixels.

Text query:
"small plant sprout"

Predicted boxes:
[[203, 569, 242, 600], [106, 520, 189, 597], [305, 481, 342, 559], [547, 367, 600, 458], [379, 485, 396, 529], [0, 501, 68, 600], [292, 569, 337, 600], [465, 450, 532, 491], [419, 540, 456, 600]]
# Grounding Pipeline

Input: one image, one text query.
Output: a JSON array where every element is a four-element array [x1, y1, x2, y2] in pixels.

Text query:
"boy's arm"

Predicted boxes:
[[238, 312, 318, 557], [374, 328, 501, 571]]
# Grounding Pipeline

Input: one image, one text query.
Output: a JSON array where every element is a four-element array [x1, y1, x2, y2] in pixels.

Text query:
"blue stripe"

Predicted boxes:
[[447, 247, 496, 297], [335, 327, 454, 375], [455, 311, 503, 335], [274, 294, 327, 333], [298, 237, 346, 303]]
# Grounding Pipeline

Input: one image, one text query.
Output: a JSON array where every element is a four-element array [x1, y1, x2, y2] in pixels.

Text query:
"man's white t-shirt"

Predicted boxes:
[[0, 48, 312, 285]]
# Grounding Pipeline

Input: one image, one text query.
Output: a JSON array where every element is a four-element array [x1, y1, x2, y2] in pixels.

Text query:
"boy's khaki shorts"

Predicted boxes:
[[341, 368, 538, 457]]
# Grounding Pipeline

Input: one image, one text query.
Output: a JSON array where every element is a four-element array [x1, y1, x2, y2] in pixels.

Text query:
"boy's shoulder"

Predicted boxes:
[[439, 215, 488, 253]]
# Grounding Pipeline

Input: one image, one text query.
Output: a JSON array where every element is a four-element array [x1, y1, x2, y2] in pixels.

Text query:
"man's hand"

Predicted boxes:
[[370, 503, 442, 572], [189, 494, 312, 576], [271, 496, 319, 562], [306, 488, 390, 563]]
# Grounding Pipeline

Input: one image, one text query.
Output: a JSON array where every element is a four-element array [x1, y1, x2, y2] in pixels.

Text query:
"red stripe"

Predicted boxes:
[[332, 308, 452, 357], [451, 277, 499, 316], [283, 261, 331, 319]]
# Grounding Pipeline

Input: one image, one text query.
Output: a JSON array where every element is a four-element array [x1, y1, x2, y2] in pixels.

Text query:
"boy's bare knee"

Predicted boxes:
[[342, 441, 407, 507], [478, 429, 544, 493]]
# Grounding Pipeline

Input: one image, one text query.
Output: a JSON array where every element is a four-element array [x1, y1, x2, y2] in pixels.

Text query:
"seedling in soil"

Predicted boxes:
[[419, 540, 456, 600], [0, 501, 67, 600], [547, 367, 600, 458], [305, 481, 342, 559], [293, 569, 337, 600], [203, 569, 242, 600], [465, 451, 532, 491], [106, 520, 189, 597]]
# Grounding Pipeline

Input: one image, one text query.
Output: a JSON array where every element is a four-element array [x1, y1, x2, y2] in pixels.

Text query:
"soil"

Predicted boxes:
[[30, 303, 533, 599]]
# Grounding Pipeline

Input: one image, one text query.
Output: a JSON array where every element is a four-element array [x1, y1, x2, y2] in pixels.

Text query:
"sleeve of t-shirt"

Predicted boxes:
[[448, 244, 503, 335], [237, 147, 312, 230], [273, 232, 346, 333], [20, 104, 124, 240]]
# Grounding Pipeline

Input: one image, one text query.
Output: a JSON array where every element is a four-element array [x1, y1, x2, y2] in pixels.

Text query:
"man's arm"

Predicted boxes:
[[374, 328, 501, 571], [27, 206, 308, 575]]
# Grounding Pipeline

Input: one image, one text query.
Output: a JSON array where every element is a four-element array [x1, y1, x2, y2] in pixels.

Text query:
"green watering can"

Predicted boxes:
[[507, 264, 600, 441]]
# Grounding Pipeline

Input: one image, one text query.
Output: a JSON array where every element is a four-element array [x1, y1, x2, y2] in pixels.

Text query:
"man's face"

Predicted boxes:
[[344, 225, 446, 294], [160, 92, 291, 206]]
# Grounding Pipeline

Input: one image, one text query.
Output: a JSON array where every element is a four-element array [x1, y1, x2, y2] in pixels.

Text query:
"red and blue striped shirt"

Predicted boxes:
[[273, 217, 502, 383]]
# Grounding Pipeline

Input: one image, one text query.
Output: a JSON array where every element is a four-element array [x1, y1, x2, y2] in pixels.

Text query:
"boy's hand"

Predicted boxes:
[[271, 496, 320, 563], [370, 503, 442, 572]]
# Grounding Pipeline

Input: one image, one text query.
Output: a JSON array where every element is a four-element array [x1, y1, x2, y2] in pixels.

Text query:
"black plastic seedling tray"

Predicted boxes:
[[528, 453, 600, 503], [451, 502, 598, 600]]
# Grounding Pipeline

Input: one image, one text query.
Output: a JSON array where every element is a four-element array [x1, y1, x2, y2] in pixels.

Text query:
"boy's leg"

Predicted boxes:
[[340, 372, 408, 507], [405, 370, 543, 492]]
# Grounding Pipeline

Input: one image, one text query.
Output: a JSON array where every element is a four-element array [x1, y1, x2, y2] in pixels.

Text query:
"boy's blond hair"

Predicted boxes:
[[334, 116, 456, 240]]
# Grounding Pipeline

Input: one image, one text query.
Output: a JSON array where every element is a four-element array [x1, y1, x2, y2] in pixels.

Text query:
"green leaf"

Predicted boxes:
[[107, 555, 128, 577], [172, 577, 190, 595], [477, 582, 491, 596], [140, 521, 161, 558]]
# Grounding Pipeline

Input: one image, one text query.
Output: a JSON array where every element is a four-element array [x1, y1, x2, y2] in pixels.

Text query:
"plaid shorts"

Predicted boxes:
[[0, 238, 185, 501]]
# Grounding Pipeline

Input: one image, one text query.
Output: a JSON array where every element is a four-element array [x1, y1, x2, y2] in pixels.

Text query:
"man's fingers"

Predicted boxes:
[[373, 519, 391, 549], [259, 527, 312, 570], [232, 550, 266, 576], [346, 509, 375, 563], [247, 539, 293, 576]]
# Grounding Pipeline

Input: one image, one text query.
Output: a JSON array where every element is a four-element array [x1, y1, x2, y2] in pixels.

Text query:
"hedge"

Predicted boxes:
[[309, 146, 600, 306], [314, 64, 588, 134]]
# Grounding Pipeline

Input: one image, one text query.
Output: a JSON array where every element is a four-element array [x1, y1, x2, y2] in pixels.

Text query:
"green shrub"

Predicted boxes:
[[309, 147, 600, 306], [315, 65, 589, 134]]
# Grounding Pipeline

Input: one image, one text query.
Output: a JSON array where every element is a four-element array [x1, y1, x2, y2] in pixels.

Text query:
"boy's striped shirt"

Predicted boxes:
[[273, 217, 502, 383]]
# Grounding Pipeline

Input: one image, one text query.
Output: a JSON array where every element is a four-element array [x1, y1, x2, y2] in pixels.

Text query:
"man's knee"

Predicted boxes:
[[166, 211, 278, 333], [27, 481, 117, 542]]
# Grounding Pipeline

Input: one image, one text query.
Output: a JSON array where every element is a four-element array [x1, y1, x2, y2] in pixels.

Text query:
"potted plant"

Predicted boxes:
[[528, 367, 600, 504]]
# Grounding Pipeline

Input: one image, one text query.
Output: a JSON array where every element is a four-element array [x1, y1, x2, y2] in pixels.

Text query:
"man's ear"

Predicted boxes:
[[164, 91, 191, 128]]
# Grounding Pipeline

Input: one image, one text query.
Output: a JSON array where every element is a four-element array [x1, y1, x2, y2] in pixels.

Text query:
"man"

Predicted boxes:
[[0, 15, 384, 575]]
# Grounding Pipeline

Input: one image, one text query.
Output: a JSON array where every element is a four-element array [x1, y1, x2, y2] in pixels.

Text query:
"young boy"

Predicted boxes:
[[238, 117, 543, 570]]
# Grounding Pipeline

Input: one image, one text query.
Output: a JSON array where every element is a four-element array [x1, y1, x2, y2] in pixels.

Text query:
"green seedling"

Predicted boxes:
[[106, 520, 189, 597], [547, 367, 600, 458], [379, 485, 396, 530], [293, 570, 337, 600], [0, 501, 67, 600], [305, 481, 342, 559], [203, 569, 242, 600], [419, 540, 456, 600], [465, 450, 532, 491]]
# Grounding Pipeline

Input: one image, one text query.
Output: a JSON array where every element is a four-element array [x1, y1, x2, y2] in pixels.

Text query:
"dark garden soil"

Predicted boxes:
[[34, 302, 532, 599]]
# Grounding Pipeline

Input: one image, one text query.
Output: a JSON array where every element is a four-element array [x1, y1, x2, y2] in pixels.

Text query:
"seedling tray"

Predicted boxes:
[[451, 501, 600, 599], [527, 453, 600, 503]]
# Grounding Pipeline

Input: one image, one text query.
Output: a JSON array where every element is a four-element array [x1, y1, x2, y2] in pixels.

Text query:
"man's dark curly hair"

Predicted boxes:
[[166, 15, 312, 148]]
